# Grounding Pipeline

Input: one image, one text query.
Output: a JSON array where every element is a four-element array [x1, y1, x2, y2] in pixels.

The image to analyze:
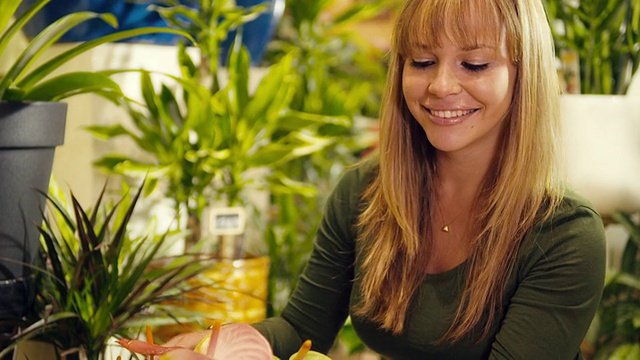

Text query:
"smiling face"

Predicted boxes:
[[402, 36, 517, 155], [396, 0, 519, 158]]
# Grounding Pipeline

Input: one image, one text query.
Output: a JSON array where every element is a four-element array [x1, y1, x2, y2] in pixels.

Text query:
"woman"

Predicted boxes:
[[166, 0, 606, 358], [254, 0, 605, 359]]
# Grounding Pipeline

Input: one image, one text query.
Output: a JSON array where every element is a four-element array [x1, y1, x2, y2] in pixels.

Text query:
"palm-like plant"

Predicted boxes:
[[87, 0, 348, 252], [0, 181, 215, 360], [543, 0, 640, 94]]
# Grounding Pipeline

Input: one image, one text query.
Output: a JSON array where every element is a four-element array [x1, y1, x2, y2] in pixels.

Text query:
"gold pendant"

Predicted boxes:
[[442, 225, 449, 233]]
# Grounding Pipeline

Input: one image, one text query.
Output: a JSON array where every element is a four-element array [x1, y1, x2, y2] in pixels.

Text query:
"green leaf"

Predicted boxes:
[[242, 53, 295, 124], [159, 83, 184, 130], [20, 71, 123, 101], [227, 39, 251, 118], [276, 110, 352, 132], [267, 173, 317, 198], [93, 155, 132, 170], [0, 11, 114, 98], [85, 124, 131, 140], [0, 312, 79, 358], [140, 71, 161, 121], [608, 343, 640, 360], [0, 2, 19, 32], [332, 2, 387, 27], [614, 272, 640, 290], [152, 5, 207, 35], [612, 211, 640, 248], [246, 143, 293, 167], [177, 41, 198, 79], [0, 0, 46, 65], [339, 319, 367, 355], [15, 26, 192, 92], [18, 181, 216, 357], [139, 72, 183, 145]]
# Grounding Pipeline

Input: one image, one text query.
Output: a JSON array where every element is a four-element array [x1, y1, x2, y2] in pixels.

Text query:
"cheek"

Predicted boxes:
[[475, 69, 515, 110], [402, 72, 426, 106]]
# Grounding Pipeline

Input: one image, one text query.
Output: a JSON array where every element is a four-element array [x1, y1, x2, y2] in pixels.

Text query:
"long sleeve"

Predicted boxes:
[[254, 165, 369, 358], [255, 166, 606, 360], [489, 202, 607, 359]]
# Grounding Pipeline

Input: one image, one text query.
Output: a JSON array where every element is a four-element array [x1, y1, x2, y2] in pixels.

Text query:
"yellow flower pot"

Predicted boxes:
[[153, 255, 269, 342]]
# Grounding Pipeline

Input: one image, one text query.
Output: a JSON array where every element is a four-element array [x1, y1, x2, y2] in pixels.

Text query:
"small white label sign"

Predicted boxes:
[[208, 207, 246, 236]]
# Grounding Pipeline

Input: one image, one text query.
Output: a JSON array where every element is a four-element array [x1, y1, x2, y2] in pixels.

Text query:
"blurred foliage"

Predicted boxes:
[[263, 0, 393, 118], [586, 211, 640, 360], [543, 0, 640, 94], [261, 0, 395, 316], [89, 0, 346, 252]]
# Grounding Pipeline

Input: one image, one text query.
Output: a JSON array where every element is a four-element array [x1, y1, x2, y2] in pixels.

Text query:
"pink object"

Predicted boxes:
[[117, 323, 273, 359]]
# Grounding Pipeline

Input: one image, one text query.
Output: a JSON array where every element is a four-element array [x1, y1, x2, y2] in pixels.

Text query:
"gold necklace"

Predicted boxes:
[[434, 195, 464, 233]]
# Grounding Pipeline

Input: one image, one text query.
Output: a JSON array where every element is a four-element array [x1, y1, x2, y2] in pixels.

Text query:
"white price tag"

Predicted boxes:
[[208, 207, 246, 236]]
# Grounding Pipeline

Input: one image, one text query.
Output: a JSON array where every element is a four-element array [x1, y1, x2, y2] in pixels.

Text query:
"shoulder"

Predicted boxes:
[[546, 189, 605, 237], [330, 157, 379, 204], [339, 156, 379, 188], [322, 158, 378, 229], [518, 190, 607, 277]]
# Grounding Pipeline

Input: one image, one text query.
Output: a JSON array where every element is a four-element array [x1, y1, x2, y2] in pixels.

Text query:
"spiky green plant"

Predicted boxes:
[[0, 181, 216, 360]]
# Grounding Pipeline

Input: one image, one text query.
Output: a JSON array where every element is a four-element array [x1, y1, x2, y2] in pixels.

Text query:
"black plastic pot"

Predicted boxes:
[[0, 102, 66, 351]]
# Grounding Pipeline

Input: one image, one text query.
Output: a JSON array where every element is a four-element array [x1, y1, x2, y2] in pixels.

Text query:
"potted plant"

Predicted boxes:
[[540, 0, 640, 216], [0, 0, 187, 354], [0, 180, 215, 359], [87, 0, 345, 254]]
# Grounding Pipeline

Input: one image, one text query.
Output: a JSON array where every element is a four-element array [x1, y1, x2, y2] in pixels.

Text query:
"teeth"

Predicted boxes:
[[430, 109, 475, 118]]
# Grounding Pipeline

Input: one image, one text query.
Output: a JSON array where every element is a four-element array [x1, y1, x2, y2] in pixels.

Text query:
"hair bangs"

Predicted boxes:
[[395, 0, 517, 59]]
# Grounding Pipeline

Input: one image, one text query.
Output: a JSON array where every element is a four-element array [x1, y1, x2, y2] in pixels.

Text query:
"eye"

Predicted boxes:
[[409, 60, 435, 69], [462, 62, 489, 72]]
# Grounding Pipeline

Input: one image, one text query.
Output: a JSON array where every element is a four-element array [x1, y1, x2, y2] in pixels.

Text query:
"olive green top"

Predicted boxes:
[[254, 163, 606, 360]]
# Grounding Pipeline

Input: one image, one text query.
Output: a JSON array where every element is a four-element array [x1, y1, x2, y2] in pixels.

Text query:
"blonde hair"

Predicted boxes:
[[355, 0, 562, 343]]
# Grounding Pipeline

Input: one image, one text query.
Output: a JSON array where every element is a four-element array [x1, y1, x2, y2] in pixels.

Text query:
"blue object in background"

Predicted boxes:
[[18, 0, 183, 44], [220, 0, 284, 66], [17, 0, 284, 66]]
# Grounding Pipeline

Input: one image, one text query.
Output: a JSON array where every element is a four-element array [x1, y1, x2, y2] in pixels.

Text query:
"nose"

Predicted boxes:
[[428, 65, 462, 97]]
